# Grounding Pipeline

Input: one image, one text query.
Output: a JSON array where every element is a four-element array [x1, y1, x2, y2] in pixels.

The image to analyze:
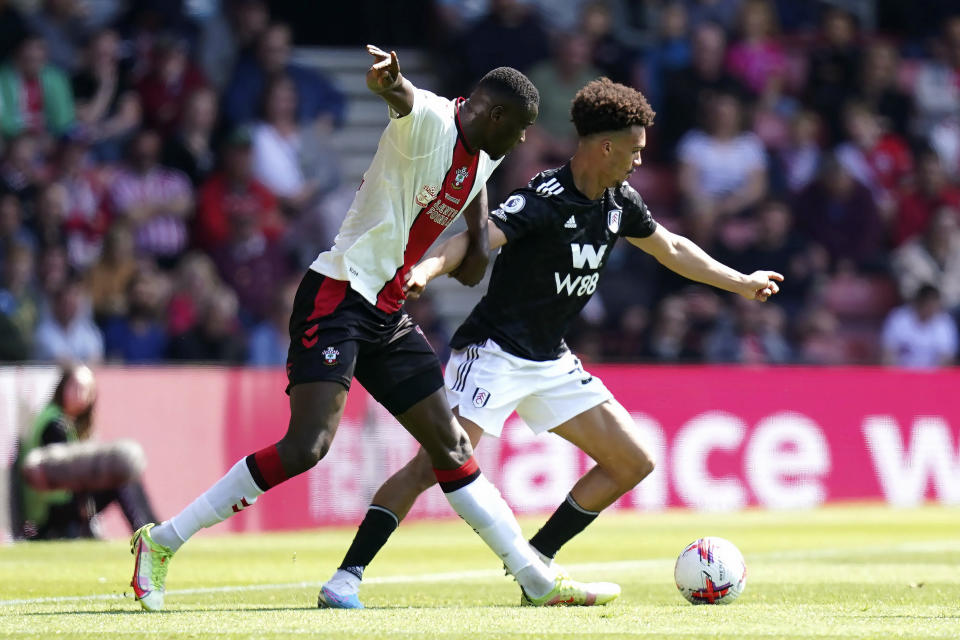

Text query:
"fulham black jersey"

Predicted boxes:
[[451, 163, 657, 360]]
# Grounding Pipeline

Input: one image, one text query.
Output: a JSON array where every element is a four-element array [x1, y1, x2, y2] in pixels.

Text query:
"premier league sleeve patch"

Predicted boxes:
[[501, 194, 525, 213]]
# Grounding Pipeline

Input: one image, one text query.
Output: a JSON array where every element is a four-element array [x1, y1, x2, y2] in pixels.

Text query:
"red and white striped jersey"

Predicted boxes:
[[310, 88, 501, 313]]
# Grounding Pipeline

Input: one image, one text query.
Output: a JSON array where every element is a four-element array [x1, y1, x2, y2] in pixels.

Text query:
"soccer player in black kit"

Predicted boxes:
[[320, 78, 784, 607]]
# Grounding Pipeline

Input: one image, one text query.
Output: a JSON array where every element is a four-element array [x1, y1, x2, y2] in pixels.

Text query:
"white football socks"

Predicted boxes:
[[151, 459, 265, 552], [442, 473, 556, 598]]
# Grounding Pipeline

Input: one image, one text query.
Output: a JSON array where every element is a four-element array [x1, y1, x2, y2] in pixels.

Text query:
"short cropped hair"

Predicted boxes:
[[476, 67, 540, 112], [571, 77, 655, 137]]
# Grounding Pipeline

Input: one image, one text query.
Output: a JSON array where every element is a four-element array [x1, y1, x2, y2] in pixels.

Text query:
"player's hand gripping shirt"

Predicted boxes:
[[311, 88, 501, 312], [452, 163, 657, 361]]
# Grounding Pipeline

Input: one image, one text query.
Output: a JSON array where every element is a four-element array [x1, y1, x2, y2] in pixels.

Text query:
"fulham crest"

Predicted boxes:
[[472, 387, 491, 408], [607, 209, 622, 234]]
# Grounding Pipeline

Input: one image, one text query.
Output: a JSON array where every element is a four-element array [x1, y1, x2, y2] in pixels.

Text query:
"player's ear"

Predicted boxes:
[[602, 138, 613, 155], [488, 104, 506, 123]]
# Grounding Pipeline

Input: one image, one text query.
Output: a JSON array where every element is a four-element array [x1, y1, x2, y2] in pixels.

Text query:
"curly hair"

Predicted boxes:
[[571, 78, 655, 137], [477, 67, 540, 112]]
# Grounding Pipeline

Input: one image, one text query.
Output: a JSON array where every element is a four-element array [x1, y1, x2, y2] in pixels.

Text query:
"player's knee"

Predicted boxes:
[[277, 429, 334, 475], [621, 451, 655, 489], [423, 427, 473, 469]]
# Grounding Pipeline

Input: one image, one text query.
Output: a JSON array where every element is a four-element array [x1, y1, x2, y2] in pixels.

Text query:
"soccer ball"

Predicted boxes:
[[674, 537, 747, 605]]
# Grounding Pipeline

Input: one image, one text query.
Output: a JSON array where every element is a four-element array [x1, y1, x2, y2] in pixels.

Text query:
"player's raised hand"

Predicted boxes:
[[741, 271, 784, 302], [366, 44, 401, 94]]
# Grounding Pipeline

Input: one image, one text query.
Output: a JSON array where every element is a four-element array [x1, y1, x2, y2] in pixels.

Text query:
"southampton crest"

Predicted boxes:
[[452, 166, 470, 190]]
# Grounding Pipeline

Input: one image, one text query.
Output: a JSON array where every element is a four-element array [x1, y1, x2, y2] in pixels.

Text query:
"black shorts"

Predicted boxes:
[[286, 269, 444, 415]]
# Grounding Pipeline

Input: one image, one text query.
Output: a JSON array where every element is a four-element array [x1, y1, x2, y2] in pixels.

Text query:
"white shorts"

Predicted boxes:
[[444, 339, 613, 437]]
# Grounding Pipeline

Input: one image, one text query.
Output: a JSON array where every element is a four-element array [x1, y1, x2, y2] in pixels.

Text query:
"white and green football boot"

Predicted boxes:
[[521, 575, 621, 607], [130, 523, 174, 611]]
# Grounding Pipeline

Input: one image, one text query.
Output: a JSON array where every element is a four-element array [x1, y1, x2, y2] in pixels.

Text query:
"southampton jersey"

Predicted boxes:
[[452, 163, 657, 360], [311, 88, 501, 313]]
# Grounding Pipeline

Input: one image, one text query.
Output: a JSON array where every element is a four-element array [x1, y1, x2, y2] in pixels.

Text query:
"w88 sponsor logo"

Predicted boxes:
[[555, 272, 599, 296]]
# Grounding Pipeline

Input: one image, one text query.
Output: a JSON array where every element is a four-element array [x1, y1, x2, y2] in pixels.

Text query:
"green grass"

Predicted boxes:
[[2, 504, 960, 639]]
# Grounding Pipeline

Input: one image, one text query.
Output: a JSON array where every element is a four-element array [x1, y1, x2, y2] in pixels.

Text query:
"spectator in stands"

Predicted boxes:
[[725, 0, 786, 97], [0, 133, 45, 207], [911, 16, 960, 177], [211, 197, 291, 326], [881, 284, 957, 368], [705, 296, 792, 364], [404, 293, 451, 363], [102, 267, 169, 363], [638, 2, 689, 111], [250, 76, 328, 220], [166, 285, 246, 363], [458, 0, 550, 89], [223, 22, 345, 129], [643, 296, 694, 362], [71, 28, 141, 163], [677, 90, 767, 242], [162, 87, 219, 187], [685, 0, 741, 31], [0, 33, 75, 140], [805, 6, 861, 144], [892, 206, 960, 312], [517, 32, 601, 180], [583, 0, 642, 87], [792, 155, 884, 270], [28, 0, 90, 73], [86, 222, 136, 323], [37, 244, 68, 299], [857, 41, 913, 140], [196, 126, 282, 252], [30, 182, 68, 255], [166, 251, 220, 337], [246, 277, 296, 366], [893, 148, 960, 246], [108, 129, 193, 268], [136, 33, 207, 137], [835, 101, 913, 221], [0, 243, 40, 357], [53, 134, 110, 270], [796, 306, 847, 365], [199, 0, 269, 91], [0, 193, 35, 264], [33, 273, 103, 363], [660, 21, 745, 155], [771, 109, 822, 195]]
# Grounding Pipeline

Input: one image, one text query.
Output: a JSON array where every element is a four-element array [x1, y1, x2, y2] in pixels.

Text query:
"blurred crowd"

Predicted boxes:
[[429, 0, 960, 367], [0, 0, 958, 369]]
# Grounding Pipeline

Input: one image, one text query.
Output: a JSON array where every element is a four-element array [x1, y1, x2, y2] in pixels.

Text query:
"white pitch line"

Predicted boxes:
[[1, 539, 957, 608]]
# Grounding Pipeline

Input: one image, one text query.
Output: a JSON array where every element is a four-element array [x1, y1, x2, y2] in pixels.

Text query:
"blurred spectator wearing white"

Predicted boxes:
[[0, 33, 75, 139], [911, 16, 960, 178], [892, 207, 960, 312], [108, 129, 193, 268], [33, 274, 103, 363], [70, 28, 141, 163], [677, 90, 767, 241], [882, 284, 957, 368]]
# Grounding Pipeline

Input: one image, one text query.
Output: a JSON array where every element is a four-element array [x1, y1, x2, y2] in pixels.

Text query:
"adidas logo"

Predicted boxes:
[[564, 216, 576, 229], [535, 177, 564, 197]]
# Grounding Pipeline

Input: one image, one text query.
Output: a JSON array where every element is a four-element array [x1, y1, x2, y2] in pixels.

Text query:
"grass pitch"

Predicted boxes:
[[2, 504, 959, 639]]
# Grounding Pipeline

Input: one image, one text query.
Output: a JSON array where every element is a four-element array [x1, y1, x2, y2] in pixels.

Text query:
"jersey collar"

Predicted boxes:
[[454, 98, 478, 156], [557, 162, 595, 203]]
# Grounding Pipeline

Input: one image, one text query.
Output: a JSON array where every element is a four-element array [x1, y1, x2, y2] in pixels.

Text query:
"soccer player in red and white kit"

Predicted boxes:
[[129, 46, 620, 611]]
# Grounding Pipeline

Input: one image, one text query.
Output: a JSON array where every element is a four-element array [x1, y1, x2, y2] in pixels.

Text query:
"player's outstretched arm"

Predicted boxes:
[[450, 185, 490, 286], [404, 221, 508, 299], [366, 44, 416, 116], [628, 226, 783, 301]]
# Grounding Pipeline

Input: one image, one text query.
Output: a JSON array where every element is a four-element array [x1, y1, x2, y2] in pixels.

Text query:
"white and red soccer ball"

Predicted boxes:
[[674, 537, 747, 605]]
